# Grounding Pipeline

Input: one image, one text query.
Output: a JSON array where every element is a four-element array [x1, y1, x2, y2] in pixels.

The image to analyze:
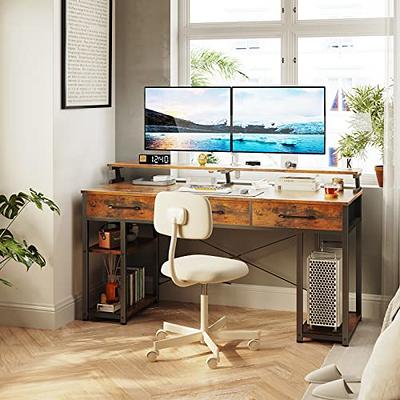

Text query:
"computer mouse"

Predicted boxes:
[[239, 188, 249, 195]]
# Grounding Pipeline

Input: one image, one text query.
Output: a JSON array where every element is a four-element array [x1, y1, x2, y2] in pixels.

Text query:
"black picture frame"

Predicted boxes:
[[61, 0, 112, 109]]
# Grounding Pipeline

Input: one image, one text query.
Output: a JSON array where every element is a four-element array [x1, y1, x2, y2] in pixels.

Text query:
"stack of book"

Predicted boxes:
[[97, 302, 121, 313], [127, 266, 146, 306]]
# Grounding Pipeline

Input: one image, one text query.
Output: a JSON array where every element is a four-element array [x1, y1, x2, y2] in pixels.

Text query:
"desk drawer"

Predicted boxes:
[[252, 201, 342, 231], [86, 194, 154, 221], [209, 198, 250, 226]]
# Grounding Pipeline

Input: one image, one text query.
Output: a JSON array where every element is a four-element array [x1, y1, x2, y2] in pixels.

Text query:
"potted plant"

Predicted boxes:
[[0, 189, 60, 286], [336, 85, 385, 186]]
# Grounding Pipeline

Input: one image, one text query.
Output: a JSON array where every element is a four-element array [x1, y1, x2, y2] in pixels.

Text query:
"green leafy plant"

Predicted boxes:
[[336, 85, 385, 160], [190, 49, 249, 86], [0, 189, 60, 286], [206, 153, 219, 164]]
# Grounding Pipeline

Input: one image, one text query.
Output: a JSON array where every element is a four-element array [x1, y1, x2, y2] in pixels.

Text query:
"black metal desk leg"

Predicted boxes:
[[356, 203, 362, 318], [314, 232, 321, 251], [342, 207, 350, 346], [120, 222, 127, 325], [297, 232, 304, 343], [82, 218, 89, 321]]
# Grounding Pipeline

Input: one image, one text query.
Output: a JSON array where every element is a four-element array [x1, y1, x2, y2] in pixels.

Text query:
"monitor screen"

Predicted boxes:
[[145, 87, 231, 152], [232, 87, 326, 154]]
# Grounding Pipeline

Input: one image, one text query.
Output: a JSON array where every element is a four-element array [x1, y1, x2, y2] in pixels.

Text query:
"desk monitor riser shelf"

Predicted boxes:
[[82, 162, 363, 346], [107, 162, 362, 192]]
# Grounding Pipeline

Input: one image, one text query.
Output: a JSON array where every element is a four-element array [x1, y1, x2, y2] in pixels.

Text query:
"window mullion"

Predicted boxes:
[[282, 0, 297, 85], [178, 0, 190, 85]]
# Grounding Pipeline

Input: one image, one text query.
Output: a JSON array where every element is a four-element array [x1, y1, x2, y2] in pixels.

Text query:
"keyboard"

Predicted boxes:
[[178, 185, 232, 194]]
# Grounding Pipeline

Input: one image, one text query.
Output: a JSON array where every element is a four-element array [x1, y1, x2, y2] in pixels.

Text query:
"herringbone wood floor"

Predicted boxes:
[[0, 302, 330, 400]]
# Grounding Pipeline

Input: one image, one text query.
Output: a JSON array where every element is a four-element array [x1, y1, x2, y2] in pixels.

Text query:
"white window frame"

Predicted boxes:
[[174, 0, 393, 185]]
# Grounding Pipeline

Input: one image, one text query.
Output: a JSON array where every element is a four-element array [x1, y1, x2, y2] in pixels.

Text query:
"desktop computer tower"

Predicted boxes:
[[306, 250, 342, 330]]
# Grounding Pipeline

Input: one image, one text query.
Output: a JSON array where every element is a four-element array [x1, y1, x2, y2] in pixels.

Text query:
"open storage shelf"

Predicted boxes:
[[82, 216, 161, 325], [89, 238, 154, 255]]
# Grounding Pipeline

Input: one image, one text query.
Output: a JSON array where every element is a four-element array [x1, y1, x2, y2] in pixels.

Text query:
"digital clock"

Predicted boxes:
[[139, 154, 171, 165]]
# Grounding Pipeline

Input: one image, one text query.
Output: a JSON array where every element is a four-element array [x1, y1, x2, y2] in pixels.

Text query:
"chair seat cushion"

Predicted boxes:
[[161, 255, 249, 284]]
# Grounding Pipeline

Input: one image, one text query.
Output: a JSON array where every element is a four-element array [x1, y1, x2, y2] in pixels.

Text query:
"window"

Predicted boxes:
[[297, 0, 389, 20], [190, 0, 282, 23], [178, 0, 392, 179], [190, 39, 281, 85]]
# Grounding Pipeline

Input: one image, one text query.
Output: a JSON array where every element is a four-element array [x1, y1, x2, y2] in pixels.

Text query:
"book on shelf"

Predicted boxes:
[[127, 266, 146, 306], [97, 302, 121, 313]]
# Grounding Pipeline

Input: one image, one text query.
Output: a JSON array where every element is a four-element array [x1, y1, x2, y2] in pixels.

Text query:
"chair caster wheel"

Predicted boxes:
[[248, 339, 260, 351], [146, 349, 159, 362], [155, 329, 167, 340], [206, 356, 218, 369]]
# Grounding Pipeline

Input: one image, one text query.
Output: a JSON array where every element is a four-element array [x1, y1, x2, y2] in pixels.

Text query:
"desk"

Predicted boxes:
[[82, 182, 362, 345]]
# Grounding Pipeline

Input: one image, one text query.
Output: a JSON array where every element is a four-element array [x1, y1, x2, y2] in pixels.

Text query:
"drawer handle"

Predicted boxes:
[[278, 213, 316, 220], [108, 204, 141, 211], [212, 210, 225, 215]]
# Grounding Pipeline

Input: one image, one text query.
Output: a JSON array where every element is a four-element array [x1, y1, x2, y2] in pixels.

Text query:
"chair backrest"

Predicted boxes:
[[154, 191, 213, 240]]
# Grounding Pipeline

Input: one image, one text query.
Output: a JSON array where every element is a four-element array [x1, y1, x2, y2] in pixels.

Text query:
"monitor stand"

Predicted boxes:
[[231, 152, 239, 167], [230, 153, 241, 180]]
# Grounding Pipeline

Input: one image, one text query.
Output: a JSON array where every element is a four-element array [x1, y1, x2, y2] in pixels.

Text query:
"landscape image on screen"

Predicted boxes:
[[145, 87, 231, 151], [232, 87, 325, 154]]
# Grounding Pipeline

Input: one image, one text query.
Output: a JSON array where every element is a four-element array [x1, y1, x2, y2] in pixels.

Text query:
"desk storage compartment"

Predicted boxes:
[[209, 198, 250, 226], [86, 194, 154, 221], [252, 201, 342, 231]]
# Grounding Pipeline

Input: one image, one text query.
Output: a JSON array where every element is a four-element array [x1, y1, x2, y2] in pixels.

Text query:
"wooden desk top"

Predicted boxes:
[[82, 182, 362, 206]]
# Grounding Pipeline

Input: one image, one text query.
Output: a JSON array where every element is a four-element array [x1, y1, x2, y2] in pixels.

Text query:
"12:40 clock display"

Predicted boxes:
[[139, 154, 171, 165]]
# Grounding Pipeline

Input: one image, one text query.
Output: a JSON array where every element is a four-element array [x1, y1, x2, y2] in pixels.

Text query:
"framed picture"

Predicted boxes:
[[61, 0, 112, 109]]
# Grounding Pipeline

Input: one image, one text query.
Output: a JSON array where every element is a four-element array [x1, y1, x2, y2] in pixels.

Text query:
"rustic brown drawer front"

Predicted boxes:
[[86, 194, 154, 221], [209, 198, 250, 226], [252, 201, 342, 231]]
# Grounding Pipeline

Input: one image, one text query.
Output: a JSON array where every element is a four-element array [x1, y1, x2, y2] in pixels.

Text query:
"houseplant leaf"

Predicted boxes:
[[0, 278, 12, 287], [0, 189, 60, 221], [336, 85, 385, 161], [23, 189, 60, 215], [0, 237, 46, 271], [0, 189, 58, 286], [0, 193, 27, 219]]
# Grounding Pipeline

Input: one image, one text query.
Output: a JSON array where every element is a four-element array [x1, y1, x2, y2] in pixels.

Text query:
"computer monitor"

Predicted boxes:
[[232, 86, 326, 154], [145, 87, 231, 152]]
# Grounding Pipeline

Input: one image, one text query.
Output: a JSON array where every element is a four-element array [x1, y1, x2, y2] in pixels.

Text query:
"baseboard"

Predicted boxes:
[[0, 295, 76, 330], [160, 282, 384, 321]]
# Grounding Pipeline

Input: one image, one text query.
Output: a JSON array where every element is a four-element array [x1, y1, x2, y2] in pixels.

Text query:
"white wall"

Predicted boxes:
[[0, 0, 55, 327], [115, 0, 171, 170], [52, 0, 115, 323], [0, 0, 115, 329]]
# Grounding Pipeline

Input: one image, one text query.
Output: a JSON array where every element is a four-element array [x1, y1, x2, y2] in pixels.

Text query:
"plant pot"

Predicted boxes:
[[375, 165, 383, 187], [339, 157, 353, 169]]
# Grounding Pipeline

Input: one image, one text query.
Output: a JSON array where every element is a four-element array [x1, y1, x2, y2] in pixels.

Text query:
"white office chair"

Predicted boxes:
[[146, 191, 261, 369]]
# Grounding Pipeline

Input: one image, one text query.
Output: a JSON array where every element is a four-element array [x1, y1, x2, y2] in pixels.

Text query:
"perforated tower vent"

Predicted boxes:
[[307, 251, 342, 329]]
